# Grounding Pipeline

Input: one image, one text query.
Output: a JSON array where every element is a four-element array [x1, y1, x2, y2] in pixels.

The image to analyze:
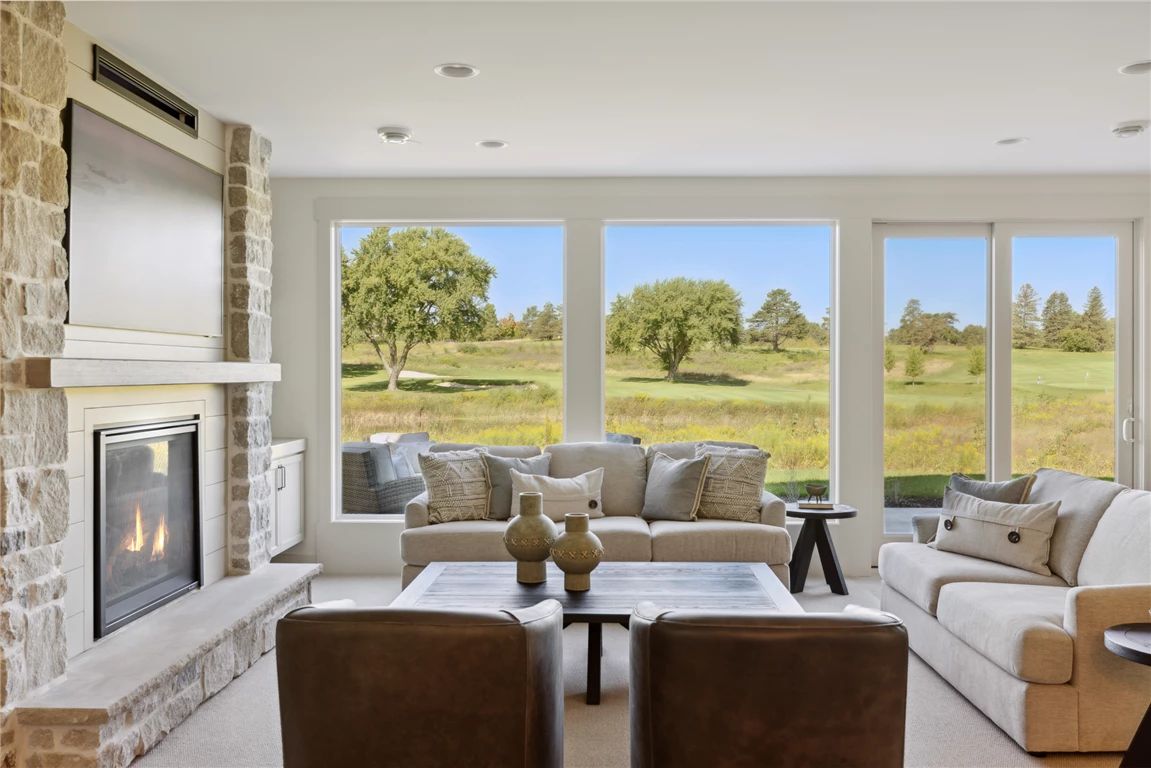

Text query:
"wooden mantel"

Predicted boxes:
[[23, 358, 282, 388]]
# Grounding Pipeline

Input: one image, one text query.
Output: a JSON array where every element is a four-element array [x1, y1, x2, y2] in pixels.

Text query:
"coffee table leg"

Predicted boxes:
[[587, 622, 602, 705], [814, 519, 848, 595], [789, 520, 816, 593]]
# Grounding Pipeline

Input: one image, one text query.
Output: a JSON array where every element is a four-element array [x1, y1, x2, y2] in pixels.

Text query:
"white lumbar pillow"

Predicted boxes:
[[510, 467, 605, 521]]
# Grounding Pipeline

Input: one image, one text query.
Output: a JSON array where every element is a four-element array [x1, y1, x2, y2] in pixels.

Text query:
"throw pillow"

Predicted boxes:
[[418, 450, 491, 524], [510, 467, 604, 522], [931, 488, 1061, 576], [393, 441, 436, 476], [641, 452, 711, 522], [695, 445, 769, 523], [481, 452, 551, 521], [949, 473, 1037, 504]]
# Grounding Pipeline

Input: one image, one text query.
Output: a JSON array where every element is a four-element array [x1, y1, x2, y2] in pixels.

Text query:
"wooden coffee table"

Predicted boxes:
[[393, 561, 802, 704]]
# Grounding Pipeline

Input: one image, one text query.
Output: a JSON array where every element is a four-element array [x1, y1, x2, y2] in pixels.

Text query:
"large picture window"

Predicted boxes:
[[338, 225, 563, 513], [604, 224, 833, 501]]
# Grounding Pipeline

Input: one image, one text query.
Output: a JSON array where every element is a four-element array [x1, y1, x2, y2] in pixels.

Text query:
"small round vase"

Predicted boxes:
[[550, 513, 604, 592], [503, 492, 558, 584]]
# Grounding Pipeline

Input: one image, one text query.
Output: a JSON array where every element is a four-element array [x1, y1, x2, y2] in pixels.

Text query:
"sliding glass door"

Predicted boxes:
[[875, 222, 1134, 559]]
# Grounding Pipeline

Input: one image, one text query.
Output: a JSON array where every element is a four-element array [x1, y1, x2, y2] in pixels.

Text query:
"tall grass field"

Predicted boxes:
[[342, 339, 1114, 501]]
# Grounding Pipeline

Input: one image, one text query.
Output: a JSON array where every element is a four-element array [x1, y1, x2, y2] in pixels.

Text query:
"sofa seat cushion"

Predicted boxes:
[[589, 516, 653, 562], [649, 520, 791, 566], [878, 542, 1066, 616], [545, 443, 648, 517], [937, 583, 1072, 684], [400, 521, 512, 566], [1027, 468, 1125, 586]]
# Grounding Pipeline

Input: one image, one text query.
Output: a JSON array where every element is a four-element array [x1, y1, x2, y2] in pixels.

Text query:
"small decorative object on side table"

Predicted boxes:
[[804, 483, 829, 505], [550, 513, 603, 591], [1104, 623, 1151, 767], [503, 492, 558, 584], [786, 502, 857, 595]]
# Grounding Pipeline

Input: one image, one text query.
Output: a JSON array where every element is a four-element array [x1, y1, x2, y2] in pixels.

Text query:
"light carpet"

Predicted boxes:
[[134, 574, 1123, 768]]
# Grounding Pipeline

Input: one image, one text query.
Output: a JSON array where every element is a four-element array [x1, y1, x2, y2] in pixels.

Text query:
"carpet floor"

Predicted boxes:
[[134, 574, 1123, 768]]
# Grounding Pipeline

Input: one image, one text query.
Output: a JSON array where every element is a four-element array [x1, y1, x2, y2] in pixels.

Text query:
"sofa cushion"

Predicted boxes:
[[695, 445, 769, 523], [931, 488, 1060, 576], [646, 441, 758, 464], [511, 468, 604, 521], [418, 450, 491, 524], [400, 521, 512, 566], [1028, 468, 1126, 586], [481, 453, 550, 521], [1078, 489, 1151, 586], [589, 516, 653, 561], [431, 443, 542, 458], [641, 453, 710, 522], [545, 443, 647, 517], [649, 520, 791, 566], [878, 542, 1067, 616], [949, 473, 1037, 504], [936, 583, 1072, 684]]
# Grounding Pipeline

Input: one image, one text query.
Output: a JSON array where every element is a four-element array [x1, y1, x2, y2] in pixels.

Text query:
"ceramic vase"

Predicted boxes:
[[503, 492, 558, 584], [550, 513, 604, 592]]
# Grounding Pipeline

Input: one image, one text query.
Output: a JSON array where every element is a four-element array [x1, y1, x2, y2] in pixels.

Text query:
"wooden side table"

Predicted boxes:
[[1104, 623, 1151, 768], [785, 503, 857, 595]]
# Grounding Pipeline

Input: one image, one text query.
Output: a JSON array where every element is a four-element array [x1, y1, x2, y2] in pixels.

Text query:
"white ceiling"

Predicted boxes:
[[65, 2, 1151, 178]]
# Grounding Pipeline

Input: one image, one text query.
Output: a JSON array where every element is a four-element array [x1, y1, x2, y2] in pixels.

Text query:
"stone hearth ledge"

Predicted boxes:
[[12, 563, 321, 768]]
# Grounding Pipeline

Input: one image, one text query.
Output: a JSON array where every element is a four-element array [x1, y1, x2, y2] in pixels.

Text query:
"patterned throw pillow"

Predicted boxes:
[[695, 445, 769, 523], [418, 450, 491, 524]]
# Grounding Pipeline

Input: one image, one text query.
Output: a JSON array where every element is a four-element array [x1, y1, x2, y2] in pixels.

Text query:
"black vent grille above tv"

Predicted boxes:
[[93, 46, 198, 138]]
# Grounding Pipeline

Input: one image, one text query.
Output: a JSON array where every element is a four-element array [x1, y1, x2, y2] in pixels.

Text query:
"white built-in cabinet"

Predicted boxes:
[[266, 438, 305, 556]]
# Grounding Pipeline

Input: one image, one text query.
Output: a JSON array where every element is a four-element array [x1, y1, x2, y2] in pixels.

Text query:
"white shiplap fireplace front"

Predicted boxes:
[[64, 384, 228, 658]]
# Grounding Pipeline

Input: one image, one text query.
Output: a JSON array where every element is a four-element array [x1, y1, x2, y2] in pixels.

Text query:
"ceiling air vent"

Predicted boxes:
[[93, 45, 198, 138]]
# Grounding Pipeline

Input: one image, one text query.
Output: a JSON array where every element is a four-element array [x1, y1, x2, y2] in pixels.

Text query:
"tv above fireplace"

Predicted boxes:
[[64, 100, 224, 338]]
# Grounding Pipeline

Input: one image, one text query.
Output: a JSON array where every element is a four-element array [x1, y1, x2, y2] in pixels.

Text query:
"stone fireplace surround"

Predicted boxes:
[[0, 5, 317, 766]]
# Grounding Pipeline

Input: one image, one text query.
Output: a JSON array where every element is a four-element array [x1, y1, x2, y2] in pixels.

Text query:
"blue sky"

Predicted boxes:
[[341, 226, 1115, 328]]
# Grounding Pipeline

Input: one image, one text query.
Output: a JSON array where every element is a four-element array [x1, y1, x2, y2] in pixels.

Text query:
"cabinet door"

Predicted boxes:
[[265, 466, 279, 556], [277, 453, 304, 550]]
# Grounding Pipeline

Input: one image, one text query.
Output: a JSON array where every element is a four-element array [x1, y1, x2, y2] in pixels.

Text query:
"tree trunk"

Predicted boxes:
[[771, 332, 781, 352], [387, 366, 402, 391]]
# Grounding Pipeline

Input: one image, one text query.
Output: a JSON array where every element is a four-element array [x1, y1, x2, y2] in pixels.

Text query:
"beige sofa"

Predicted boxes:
[[879, 469, 1151, 754], [401, 441, 792, 589]]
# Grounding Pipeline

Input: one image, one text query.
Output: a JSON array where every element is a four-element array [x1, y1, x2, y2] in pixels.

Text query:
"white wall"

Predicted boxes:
[[270, 176, 1150, 576]]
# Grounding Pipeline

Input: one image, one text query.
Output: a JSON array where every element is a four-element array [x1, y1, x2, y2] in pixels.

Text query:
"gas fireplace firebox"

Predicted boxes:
[[95, 419, 203, 638]]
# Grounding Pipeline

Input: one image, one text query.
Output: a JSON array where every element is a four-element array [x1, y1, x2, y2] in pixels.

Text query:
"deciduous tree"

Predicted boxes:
[[884, 344, 896, 373], [967, 346, 986, 379], [748, 288, 807, 352], [905, 347, 925, 382], [341, 227, 495, 391], [607, 278, 743, 382]]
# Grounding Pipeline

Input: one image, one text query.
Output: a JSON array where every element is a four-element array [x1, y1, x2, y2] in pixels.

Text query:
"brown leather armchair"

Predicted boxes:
[[630, 603, 908, 768], [276, 600, 564, 768]]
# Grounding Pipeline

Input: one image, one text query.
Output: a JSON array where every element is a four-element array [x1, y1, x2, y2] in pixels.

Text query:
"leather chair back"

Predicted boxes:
[[630, 603, 908, 768], [276, 600, 564, 768]]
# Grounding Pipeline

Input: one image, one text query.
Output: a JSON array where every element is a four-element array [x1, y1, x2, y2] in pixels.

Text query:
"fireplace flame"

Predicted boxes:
[[151, 513, 167, 561], [127, 505, 144, 552]]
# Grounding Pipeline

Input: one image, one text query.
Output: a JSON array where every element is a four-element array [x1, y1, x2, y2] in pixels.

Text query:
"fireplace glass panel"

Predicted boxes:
[[98, 421, 200, 636]]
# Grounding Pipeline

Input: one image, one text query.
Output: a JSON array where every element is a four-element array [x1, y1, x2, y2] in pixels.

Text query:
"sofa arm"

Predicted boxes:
[[405, 492, 430, 529], [1063, 584, 1151, 751], [911, 514, 940, 544], [760, 491, 786, 528]]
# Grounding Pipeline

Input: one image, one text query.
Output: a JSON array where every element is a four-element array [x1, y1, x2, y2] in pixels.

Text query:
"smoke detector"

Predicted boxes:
[[1112, 120, 1149, 139], [377, 127, 413, 144]]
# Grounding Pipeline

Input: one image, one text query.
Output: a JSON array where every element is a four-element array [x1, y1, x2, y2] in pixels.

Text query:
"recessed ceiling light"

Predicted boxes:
[[377, 127, 413, 144], [1118, 60, 1151, 75], [476, 140, 508, 149], [995, 137, 1029, 146], [435, 63, 479, 79], [1112, 120, 1149, 139]]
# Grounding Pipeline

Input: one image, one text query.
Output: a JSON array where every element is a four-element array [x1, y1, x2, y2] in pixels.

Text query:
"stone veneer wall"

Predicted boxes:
[[224, 127, 274, 574], [0, 3, 70, 766]]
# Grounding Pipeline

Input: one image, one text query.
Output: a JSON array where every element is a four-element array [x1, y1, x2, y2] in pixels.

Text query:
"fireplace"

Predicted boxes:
[[94, 418, 203, 638]]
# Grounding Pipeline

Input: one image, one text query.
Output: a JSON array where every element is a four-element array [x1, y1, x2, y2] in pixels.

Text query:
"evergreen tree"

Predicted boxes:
[[1040, 291, 1077, 348], [967, 346, 986, 379], [905, 347, 925, 382], [748, 289, 807, 352], [1078, 286, 1111, 352], [1012, 283, 1041, 348]]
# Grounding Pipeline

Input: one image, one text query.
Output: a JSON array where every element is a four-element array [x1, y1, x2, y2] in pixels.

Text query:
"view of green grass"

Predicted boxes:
[[341, 338, 1114, 501]]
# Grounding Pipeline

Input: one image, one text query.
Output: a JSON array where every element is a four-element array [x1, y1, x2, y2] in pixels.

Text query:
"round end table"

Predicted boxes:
[[785, 503, 857, 596], [1104, 623, 1151, 767]]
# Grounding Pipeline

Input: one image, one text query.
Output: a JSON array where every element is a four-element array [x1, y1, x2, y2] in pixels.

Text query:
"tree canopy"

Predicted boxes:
[[1079, 287, 1112, 352], [606, 277, 742, 382], [1040, 291, 1077, 348], [748, 288, 808, 352], [1012, 283, 1041, 348], [342, 227, 495, 390], [889, 299, 958, 351], [904, 347, 926, 382]]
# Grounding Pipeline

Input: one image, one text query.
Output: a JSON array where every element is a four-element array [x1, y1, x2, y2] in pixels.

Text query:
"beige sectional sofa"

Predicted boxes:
[[401, 441, 792, 589], [879, 469, 1151, 754]]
